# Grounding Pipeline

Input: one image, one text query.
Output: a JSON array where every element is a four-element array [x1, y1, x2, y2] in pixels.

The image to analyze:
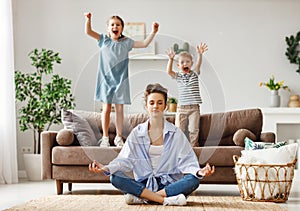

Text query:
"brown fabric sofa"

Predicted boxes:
[[42, 108, 275, 194]]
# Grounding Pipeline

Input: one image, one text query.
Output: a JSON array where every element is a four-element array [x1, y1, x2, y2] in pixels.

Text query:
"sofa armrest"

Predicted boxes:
[[41, 131, 58, 179], [260, 132, 275, 143]]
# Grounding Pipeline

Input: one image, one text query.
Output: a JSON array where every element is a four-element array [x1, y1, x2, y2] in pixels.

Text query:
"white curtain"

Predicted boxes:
[[0, 0, 19, 184]]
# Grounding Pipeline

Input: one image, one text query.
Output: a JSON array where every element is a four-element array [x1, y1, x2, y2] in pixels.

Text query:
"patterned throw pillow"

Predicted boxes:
[[244, 137, 286, 150]]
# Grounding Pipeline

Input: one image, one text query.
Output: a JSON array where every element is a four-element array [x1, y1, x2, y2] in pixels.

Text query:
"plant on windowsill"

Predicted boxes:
[[15, 49, 76, 155], [167, 97, 178, 112]]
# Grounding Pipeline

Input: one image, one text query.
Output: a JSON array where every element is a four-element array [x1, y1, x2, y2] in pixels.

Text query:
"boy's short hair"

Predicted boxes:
[[178, 51, 193, 61]]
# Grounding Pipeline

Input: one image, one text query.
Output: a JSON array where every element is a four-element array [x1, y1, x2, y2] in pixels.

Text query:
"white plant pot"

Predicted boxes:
[[23, 154, 42, 181], [270, 90, 281, 107]]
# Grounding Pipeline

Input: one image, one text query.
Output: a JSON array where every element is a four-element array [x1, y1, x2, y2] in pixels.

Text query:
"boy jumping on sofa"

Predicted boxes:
[[166, 43, 208, 147]]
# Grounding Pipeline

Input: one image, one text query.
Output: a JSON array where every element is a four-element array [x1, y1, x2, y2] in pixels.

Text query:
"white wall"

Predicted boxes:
[[12, 0, 300, 171]]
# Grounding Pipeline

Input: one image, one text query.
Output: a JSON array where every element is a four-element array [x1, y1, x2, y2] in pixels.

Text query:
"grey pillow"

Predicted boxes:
[[71, 110, 102, 141], [62, 109, 98, 146]]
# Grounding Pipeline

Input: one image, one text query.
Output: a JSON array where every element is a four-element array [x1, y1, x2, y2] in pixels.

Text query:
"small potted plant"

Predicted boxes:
[[259, 75, 289, 91], [167, 97, 178, 112], [259, 75, 290, 107], [15, 48, 75, 180]]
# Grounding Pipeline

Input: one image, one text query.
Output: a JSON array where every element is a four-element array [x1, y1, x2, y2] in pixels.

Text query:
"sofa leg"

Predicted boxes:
[[68, 183, 72, 191], [56, 180, 63, 195]]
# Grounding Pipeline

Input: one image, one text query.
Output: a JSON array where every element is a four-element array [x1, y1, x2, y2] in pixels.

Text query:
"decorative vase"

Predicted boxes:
[[288, 95, 300, 107], [270, 90, 280, 107]]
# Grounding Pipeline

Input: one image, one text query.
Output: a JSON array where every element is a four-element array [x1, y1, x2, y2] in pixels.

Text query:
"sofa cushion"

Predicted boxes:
[[123, 113, 149, 135], [260, 132, 276, 143], [56, 129, 74, 146], [199, 109, 262, 146], [190, 146, 243, 166], [52, 146, 243, 167], [52, 146, 122, 165], [52, 166, 109, 181], [62, 110, 99, 146]]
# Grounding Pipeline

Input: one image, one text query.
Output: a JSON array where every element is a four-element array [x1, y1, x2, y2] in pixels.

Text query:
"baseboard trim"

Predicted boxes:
[[294, 169, 299, 181], [18, 170, 27, 179]]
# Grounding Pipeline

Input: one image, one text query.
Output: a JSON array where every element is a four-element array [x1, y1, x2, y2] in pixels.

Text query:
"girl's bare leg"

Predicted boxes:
[[102, 103, 112, 137], [114, 104, 123, 137]]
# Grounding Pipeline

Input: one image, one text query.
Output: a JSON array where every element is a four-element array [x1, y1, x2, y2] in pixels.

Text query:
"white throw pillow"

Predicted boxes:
[[241, 143, 298, 164]]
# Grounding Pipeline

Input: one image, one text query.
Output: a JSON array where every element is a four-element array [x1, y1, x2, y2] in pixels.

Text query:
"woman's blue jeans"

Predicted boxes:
[[110, 171, 200, 197]]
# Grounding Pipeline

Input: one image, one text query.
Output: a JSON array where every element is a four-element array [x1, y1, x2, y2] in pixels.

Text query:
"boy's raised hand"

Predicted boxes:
[[166, 48, 176, 59], [196, 42, 208, 55], [152, 22, 159, 34]]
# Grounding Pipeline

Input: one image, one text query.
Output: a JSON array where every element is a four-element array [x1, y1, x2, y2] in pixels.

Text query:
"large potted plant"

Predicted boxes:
[[15, 48, 75, 180]]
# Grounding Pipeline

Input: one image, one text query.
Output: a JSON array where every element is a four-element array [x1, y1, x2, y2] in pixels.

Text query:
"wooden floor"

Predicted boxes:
[[1, 172, 300, 210]]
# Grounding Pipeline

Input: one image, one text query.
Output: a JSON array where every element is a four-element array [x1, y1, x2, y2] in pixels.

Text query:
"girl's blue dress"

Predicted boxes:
[[95, 34, 134, 104]]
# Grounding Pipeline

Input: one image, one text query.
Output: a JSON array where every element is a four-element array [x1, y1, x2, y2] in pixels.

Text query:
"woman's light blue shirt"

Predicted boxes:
[[106, 119, 201, 192]]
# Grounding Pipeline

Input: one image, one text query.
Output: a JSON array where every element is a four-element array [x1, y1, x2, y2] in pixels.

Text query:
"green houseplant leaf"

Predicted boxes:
[[168, 97, 178, 104], [285, 31, 300, 74], [15, 49, 75, 154]]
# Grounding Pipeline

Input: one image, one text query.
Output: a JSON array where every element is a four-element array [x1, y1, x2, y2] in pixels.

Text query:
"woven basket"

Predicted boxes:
[[233, 155, 296, 202]]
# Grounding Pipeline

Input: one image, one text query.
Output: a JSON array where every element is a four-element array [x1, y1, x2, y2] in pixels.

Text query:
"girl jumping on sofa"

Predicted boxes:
[[89, 83, 215, 206], [84, 13, 159, 147]]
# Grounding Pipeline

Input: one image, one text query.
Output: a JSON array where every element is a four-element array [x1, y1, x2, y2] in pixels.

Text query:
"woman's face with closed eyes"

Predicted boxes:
[[146, 93, 166, 116]]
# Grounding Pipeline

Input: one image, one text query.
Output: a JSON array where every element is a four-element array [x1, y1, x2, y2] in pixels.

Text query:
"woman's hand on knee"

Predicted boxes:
[[197, 163, 215, 177], [89, 160, 109, 174]]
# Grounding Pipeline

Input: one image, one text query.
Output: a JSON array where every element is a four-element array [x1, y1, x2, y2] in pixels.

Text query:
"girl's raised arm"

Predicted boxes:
[[85, 12, 101, 41], [133, 22, 159, 48]]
